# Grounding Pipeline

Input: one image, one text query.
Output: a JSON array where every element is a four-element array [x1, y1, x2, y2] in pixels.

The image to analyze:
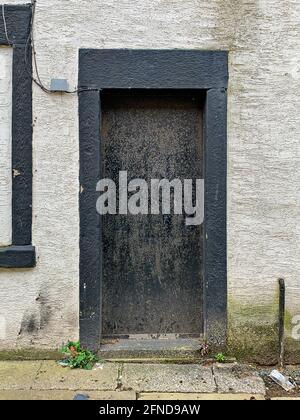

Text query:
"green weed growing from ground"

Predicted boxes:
[[59, 341, 98, 370], [215, 352, 226, 363]]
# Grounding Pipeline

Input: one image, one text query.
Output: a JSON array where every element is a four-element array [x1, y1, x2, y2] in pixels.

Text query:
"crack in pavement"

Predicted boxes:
[[116, 363, 124, 390], [30, 360, 44, 390], [211, 365, 218, 393]]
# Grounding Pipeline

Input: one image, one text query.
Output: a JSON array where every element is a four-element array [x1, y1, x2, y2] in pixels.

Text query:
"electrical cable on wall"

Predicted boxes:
[[2, 0, 98, 95], [28, 0, 99, 94], [1, 4, 12, 45]]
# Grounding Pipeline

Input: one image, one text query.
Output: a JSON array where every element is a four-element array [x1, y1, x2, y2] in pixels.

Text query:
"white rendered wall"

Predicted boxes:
[[0, 1, 299, 360], [0, 47, 12, 247]]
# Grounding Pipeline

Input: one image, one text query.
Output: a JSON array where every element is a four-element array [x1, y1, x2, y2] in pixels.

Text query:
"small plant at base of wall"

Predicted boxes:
[[59, 341, 99, 370], [215, 353, 226, 363]]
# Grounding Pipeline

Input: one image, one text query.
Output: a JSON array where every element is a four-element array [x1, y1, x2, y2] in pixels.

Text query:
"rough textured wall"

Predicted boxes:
[[0, 47, 12, 246], [0, 0, 299, 361]]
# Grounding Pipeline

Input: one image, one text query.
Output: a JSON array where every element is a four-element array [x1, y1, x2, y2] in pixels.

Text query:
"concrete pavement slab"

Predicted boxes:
[[0, 361, 41, 390], [32, 361, 120, 391], [0, 390, 136, 400], [122, 363, 216, 393], [213, 363, 266, 395], [138, 392, 265, 400]]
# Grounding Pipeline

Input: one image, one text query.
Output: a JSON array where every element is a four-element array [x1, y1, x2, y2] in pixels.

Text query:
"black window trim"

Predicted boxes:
[[0, 4, 35, 268]]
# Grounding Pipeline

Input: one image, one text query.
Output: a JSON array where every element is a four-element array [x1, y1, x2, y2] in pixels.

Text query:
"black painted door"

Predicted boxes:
[[101, 90, 204, 336]]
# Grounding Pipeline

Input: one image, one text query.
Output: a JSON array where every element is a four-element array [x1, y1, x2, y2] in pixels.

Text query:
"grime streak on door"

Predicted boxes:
[[101, 90, 204, 337]]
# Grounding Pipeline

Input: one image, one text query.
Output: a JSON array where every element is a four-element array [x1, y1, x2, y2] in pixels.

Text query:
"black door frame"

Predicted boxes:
[[78, 50, 228, 351]]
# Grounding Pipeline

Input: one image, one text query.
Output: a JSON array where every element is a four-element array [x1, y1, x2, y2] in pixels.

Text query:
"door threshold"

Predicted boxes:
[[99, 337, 205, 360]]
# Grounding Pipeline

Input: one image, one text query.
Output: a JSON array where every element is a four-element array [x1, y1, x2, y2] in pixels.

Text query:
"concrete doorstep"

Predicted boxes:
[[0, 360, 293, 401]]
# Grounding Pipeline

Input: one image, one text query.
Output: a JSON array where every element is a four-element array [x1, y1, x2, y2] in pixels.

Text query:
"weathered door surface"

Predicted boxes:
[[101, 91, 204, 336]]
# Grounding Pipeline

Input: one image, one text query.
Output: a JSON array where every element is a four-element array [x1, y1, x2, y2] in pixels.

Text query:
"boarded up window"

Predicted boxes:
[[0, 47, 12, 246]]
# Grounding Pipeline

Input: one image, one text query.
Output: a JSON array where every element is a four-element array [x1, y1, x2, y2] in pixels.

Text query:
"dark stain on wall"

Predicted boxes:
[[36, 291, 52, 330], [19, 314, 38, 335], [19, 290, 52, 337]]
